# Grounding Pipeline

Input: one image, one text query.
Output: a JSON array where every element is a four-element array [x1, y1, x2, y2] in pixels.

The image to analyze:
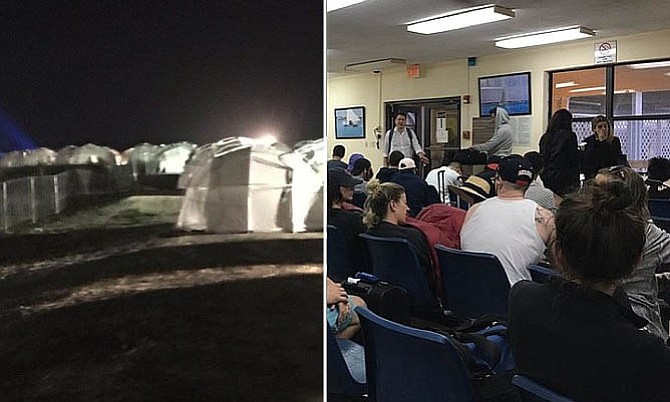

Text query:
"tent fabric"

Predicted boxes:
[[177, 136, 323, 234], [54, 144, 119, 166], [155, 142, 196, 174]]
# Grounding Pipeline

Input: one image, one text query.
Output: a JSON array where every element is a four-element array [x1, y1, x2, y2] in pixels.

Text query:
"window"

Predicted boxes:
[[550, 60, 670, 163], [614, 63, 670, 116]]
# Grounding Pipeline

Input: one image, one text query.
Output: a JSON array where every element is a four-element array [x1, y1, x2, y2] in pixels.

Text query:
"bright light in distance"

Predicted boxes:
[[327, 0, 367, 12], [258, 133, 277, 145]]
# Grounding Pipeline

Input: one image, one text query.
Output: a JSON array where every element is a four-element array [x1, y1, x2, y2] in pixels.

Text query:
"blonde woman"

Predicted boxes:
[[363, 180, 433, 287], [582, 115, 623, 179]]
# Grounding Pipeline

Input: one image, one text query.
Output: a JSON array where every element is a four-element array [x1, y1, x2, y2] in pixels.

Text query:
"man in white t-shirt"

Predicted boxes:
[[382, 112, 429, 166], [460, 155, 555, 284], [425, 160, 462, 203]]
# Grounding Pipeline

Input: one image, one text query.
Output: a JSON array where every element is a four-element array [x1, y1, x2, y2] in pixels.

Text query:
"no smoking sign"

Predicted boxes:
[[595, 41, 617, 64]]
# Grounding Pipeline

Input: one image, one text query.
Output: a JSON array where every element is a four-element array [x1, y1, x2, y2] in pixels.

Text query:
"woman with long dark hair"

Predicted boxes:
[[539, 109, 580, 201]]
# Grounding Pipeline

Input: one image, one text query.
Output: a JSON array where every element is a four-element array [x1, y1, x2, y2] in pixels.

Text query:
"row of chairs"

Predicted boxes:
[[358, 232, 511, 318], [328, 306, 573, 401], [329, 224, 560, 318], [363, 233, 563, 317]]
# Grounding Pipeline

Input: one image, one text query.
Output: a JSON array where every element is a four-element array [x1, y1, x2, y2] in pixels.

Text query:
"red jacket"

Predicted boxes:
[[404, 204, 466, 295]]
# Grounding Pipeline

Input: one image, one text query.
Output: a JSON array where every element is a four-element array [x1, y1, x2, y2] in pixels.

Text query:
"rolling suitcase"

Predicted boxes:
[[343, 272, 411, 325]]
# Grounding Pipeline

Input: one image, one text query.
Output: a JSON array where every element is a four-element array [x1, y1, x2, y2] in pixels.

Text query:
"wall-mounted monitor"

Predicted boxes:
[[478, 72, 531, 116]]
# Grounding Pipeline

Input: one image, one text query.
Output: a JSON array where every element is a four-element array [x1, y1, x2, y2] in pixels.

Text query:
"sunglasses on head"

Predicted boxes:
[[606, 165, 627, 180]]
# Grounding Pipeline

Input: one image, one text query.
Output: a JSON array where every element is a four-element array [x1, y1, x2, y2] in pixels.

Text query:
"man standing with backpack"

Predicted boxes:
[[382, 112, 429, 167]]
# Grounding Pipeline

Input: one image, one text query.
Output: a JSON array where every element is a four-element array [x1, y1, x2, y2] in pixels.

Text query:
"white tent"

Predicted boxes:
[[279, 138, 324, 233], [154, 141, 196, 174], [54, 144, 119, 166], [0, 150, 29, 168], [177, 137, 292, 233], [121, 143, 161, 179]]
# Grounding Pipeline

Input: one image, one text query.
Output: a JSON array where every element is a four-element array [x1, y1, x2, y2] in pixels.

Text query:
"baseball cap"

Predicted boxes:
[[328, 167, 363, 188], [497, 155, 534, 186], [449, 170, 496, 205], [399, 157, 416, 170], [485, 155, 502, 171]]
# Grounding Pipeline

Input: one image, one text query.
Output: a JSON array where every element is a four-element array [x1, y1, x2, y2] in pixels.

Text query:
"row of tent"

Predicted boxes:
[[0, 142, 197, 175], [0, 136, 324, 233]]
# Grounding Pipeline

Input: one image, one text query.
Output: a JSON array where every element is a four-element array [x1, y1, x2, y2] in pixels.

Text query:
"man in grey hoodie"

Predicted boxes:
[[471, 107, 514, 157]]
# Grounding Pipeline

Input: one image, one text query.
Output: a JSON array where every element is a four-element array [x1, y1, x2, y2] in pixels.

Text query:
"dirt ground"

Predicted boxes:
[[0, 195, 324, 401]]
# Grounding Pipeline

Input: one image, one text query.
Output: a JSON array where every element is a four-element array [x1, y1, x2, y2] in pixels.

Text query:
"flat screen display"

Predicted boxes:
[[478, 72, 531, 116]]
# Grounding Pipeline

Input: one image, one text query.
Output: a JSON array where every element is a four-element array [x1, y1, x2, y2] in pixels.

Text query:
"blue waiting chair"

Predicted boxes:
[[356, 307, 476, 402], [327, 325, 367, 400], [527, 264, 561, 284], [511, 375, 575, 402], [435, 245, 510, 317], [328, 224, 354, 282], [358, 233, 440, 311]]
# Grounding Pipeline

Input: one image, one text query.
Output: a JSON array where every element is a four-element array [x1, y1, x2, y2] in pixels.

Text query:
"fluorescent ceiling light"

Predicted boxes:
[[495, 26, 595, 49], [629, 61, 670, 69], [613, 89, 637, 94], [327, 0, 367, 12], [345, 58, 407, 72], [407, 5, 514, 35], [555, 81, 578, 88], [569, 86, 606, 93]]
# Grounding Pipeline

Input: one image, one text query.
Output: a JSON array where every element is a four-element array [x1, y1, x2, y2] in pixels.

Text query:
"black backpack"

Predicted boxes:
[[411, 314, 521, 402]]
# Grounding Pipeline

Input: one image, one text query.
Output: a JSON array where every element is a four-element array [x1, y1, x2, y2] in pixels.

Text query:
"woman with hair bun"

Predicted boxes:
[[582, 115, 623, 178], [363, 180, 433, 288], [509, 180, 670, 402]]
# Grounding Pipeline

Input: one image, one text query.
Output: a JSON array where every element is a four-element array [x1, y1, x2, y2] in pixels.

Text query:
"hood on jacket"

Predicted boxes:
[[495, 107, 511, 127]]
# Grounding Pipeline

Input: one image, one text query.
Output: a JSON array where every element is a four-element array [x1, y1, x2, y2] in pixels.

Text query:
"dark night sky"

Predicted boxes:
[[2, 1, 323, 151]]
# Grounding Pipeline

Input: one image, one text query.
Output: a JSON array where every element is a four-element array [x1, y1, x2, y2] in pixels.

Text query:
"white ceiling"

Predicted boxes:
[[327, 0, 670, 73]]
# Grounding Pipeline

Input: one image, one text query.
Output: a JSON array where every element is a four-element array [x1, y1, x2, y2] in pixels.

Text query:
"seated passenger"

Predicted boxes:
[[460, 155, 555, 284], [327, 277, 366, 339], [350, 157, 373, 209], [523, 151, 556, 211], [509, 180, 670, 402], [425, 158, 462, 203], [327, 168, 366, 276], [646, 156, 670, 199], [448, 170, 496, 206], [327, 144, 348, 170], [375, 150, 403, 183], [596, 165, 670, 341], [390, 157, 435, 217], [364, 180, 434, 290]]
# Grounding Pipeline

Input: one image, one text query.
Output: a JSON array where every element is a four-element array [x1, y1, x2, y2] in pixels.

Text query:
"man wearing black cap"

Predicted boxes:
[[460, 155, 556, 284], [327, 168, 366, 279]]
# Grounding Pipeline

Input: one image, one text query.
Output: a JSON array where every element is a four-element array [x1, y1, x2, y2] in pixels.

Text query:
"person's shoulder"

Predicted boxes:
[[510, 279, 546, 301]]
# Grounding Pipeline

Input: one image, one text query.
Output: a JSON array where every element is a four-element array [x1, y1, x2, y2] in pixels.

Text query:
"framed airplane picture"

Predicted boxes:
[[334, 106, 366, 139]]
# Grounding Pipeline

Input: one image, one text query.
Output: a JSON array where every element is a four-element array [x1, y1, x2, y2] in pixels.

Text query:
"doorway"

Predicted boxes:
[[385, 97, 461, 177]]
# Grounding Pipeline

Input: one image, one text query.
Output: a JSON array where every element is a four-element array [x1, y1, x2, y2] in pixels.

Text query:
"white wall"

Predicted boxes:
[[327, 29, 670, 170]]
